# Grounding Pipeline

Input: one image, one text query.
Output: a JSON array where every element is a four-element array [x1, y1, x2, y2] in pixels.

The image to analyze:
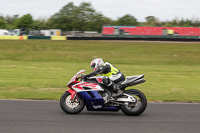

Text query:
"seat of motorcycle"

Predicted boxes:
[[116, 80, 125, 85], [120, 75, 144, 85]]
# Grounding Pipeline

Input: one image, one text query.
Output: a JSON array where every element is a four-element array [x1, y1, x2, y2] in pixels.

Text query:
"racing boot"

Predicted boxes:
[[112, 84, 124, 98]]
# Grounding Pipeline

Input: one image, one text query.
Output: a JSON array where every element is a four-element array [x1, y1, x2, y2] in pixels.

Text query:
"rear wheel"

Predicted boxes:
[[60, 91, 85, 114], [120, 89, 147, 116]]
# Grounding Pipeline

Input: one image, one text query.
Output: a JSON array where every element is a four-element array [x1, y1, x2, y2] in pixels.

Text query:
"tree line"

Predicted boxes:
[[0, 2, 200, 32]]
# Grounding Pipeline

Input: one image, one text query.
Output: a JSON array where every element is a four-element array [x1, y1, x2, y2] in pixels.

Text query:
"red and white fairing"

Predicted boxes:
[[67, 70, 104, 93], [72, 82, 103, 92], [67, 70, 85, 86]]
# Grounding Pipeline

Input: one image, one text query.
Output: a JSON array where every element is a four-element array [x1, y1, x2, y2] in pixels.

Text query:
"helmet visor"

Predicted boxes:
[[91, 66, 97, 71], [91, 62, 96, 71]]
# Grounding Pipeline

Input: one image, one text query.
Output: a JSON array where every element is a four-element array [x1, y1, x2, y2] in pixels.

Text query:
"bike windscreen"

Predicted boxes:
[[67, 70, 85, 85]]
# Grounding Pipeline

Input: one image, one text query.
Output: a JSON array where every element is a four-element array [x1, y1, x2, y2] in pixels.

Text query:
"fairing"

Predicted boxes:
[[66, 70, 120, 111], [72, 82, 104, 92], [67, 70, 85, 86]]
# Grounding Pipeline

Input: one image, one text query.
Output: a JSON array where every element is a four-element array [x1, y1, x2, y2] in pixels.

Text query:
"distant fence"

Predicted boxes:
[[1, 26, 200, 41], [0, 36, 66, 40], [0, 36, 28, 40], [0, 35, 200, 41], [102, 26, 200, 39], [66, 37, 200, 41]]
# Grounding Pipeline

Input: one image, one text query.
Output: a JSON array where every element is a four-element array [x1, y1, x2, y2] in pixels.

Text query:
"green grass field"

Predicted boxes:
[[0, 40, 200, 102]]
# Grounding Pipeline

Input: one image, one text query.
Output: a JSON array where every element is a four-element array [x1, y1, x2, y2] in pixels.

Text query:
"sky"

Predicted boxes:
[[0, 0, 200, 22]]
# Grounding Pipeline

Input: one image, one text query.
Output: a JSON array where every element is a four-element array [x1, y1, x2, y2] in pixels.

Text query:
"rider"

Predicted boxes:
[[82, 58, 125, 97]]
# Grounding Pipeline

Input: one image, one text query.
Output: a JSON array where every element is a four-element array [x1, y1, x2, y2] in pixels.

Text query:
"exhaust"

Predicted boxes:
[[128, 79, 146, 86]]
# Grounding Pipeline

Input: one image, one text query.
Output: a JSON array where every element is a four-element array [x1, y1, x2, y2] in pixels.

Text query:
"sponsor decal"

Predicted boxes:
[[93, 105, 102, 109]]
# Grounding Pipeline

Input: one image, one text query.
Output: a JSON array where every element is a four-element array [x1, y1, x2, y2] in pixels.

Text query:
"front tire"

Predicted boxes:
[[120, 89, 147, 116], [60, 91, 85, 114]]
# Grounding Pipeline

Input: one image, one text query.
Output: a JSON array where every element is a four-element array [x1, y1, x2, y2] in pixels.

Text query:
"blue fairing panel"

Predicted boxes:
[[78, 91, 104, 110], [78, 91, 119, 111]]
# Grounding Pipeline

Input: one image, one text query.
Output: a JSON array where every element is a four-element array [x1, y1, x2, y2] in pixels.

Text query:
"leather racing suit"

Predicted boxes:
[[84, 62, 125, 96]]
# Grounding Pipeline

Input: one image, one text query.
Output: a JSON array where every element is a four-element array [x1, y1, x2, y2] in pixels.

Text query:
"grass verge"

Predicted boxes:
[[0, 40, 200, 102]]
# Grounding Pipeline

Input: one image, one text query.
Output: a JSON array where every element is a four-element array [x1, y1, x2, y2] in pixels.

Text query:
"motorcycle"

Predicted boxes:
[[60, 70, 147, 116]]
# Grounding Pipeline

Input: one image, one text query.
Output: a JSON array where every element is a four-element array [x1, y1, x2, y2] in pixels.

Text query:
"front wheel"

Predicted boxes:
[[60, 91, 85, 114], [120, 89, 147, 116]]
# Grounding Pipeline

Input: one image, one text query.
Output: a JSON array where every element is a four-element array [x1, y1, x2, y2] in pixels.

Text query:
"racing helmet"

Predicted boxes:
[[90, 58, 104, 71]]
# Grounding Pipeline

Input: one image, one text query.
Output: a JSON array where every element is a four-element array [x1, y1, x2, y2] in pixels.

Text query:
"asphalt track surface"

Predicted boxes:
[[0, 100, 200, 133]]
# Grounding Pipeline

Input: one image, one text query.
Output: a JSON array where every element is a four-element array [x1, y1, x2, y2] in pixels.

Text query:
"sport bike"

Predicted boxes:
[[60, 70, 147, 116]]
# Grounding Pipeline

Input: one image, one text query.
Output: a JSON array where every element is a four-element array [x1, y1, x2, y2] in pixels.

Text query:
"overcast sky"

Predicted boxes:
[[0, 0, 200, 21]]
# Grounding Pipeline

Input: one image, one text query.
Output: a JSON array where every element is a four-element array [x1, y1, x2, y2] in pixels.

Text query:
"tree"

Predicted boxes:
[[145, 16, 157, 22], [171, 19, 178, 27], [15, 14, 33, 29], [184, 19, 192, 27], [163, 21, 173, 27], [71, 2, 97, 31], [82, 12, 113, 31], [144, 16, 161, 26], [178, 19, 186, 27], [48, 2, 114, 31], [192, 19, 200, 27], [48, 2, 77, 31], [31, 19, 47, 30], [116, 14, 138, 26], [4, 15, 19, 29], [0, 18, 7, 29]]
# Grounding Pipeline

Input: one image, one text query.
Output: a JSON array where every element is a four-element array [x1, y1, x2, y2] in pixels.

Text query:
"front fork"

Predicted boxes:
[[67, 89, 77, 100]]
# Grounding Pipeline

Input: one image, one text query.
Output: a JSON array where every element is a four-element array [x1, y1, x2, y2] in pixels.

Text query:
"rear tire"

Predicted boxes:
[[120, 89, 147, 116], [60, 91, 85, 114]]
